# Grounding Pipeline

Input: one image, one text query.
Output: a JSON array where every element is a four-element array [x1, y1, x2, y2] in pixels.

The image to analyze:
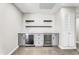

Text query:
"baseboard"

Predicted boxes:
[[8, 46, 19, 55], [58, 45, 76, 49]]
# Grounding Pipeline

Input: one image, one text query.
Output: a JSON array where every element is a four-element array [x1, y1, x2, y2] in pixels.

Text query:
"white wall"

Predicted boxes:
[[23, 13, 58, 33], [76, 17, 79, 43], [0, 3, 23, 55]]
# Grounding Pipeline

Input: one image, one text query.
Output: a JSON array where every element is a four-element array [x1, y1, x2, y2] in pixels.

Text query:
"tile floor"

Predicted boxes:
[[12, 47, 79, 55]]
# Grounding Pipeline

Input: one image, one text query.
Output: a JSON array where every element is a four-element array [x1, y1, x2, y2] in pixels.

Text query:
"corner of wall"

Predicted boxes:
[[58, 45, 76, 49], [8, 45, 19, 55]]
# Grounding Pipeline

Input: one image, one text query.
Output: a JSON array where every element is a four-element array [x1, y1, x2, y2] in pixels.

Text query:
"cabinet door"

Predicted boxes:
[[34, 41, 39, 46], [34, 34, 44, 46], [52, 33, 59, 46], [34, 34, 39, 46], [62, 33, 69, 46], [18, 33, 25, 46], [68, 32, 76, 47]]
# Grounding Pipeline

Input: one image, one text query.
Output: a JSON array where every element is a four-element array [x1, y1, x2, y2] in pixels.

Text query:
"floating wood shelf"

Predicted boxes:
[[25, 20, 34, 22], [25, 26, 52, 28], [44, 20, 52, 22]]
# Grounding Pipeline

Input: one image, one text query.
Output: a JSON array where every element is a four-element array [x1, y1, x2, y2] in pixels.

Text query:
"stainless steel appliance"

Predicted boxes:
[[44, 34, 52, 47], [18, 33, 34, 46]]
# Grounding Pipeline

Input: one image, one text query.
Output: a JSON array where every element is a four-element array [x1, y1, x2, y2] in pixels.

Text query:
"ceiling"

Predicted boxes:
[[14, 3, 79, 14]]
